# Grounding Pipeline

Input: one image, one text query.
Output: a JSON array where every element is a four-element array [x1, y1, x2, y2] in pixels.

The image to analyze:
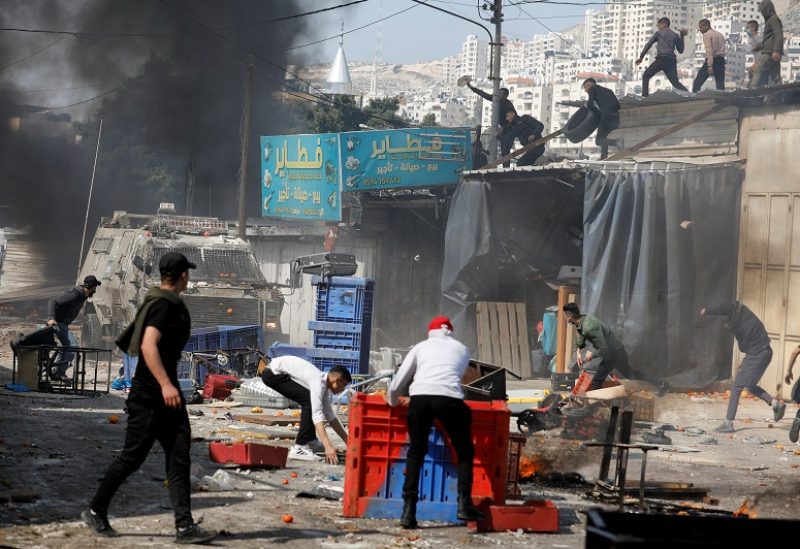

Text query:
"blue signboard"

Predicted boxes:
[[339, 128, 471, 192], [260, 133, 341, 221]]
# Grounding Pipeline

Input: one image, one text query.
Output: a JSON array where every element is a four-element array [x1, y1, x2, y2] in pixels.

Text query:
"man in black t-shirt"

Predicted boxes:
[[82, 252, 217, 545]]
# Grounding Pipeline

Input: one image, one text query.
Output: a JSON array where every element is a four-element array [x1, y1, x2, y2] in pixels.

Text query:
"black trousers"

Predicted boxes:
[[516, 140, 544, 167], [589, 348, 660, 391], [692, 56, 726, 92], [499, 132, 514, 167], [595, 114, 620, 159], [726, 347, 773, 421], [642, 56, 687, 97], [262, 370, 315, 445], [402, 395, 474, 501], [91, 390, 193, 529]]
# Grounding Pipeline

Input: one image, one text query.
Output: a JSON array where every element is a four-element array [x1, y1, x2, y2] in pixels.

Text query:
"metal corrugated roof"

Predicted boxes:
[[561, 81, 800, 108]]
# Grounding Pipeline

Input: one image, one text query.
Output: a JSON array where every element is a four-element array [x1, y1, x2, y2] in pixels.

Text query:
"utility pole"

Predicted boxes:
[[237, 57, 254, 240], [78, 116, 102, 276], [489, 0, 503, 162]]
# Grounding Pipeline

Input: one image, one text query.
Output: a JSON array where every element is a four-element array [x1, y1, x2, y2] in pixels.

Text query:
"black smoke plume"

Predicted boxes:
[[0, 0, 318, 284]]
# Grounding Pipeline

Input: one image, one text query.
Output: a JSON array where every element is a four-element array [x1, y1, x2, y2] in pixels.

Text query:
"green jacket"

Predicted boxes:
[[115, 287, 183, 356], [575, 314, 625, 358]]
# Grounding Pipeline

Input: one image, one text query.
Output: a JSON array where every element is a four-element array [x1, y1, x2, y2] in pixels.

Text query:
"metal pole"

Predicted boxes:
[[237, 57, 254, 239], [489, 0, 503, 162], [78, 116, 103, 276]]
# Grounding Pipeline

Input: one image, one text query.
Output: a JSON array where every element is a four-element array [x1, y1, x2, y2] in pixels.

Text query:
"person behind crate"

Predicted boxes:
[[258, 356, 351, 464], [385, 316, 485, 530], [563, 303, 669, 396], [82, 252, 217, 545]]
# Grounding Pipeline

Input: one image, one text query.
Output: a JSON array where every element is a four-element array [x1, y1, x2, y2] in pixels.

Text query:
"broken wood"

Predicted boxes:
[[476, 302, 531, 378], [480, 129, 564, 169], [232, 415, 298, 426], [606, 102, 729, 161]]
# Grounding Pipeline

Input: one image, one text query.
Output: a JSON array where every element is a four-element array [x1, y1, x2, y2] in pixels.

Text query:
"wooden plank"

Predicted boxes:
[[505, 302, 521, 375], [556, 286, 568, 373], [231, 415, 298, 426], [515, 302, 532, 379], [606, 102, 728, 161], [488, 302, 501, 364], [496, 302, 513, 370], [480, 129, 565, 169], [476, 302, 492, 363]]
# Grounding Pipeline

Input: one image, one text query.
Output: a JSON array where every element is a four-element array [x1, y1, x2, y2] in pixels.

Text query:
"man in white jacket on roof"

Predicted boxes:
[[386, 316, 484, 529]]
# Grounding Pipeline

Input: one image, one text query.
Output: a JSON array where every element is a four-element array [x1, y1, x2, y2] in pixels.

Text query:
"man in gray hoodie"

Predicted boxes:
[[750, 0, 783, 88]]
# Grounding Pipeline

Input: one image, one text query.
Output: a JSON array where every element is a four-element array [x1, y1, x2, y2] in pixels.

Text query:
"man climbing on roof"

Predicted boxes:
[[583, 78, 620, 160], [636, 17, 689, 98], [749, 0, 783, 88]]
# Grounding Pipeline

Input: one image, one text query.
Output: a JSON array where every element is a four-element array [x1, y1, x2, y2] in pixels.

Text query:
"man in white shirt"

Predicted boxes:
[[260, 356, 351, 463], [386, 316, 484, 529], [692, 19, 727, 92]]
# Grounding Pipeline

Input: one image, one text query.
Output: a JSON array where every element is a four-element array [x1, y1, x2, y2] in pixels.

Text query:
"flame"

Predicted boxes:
[[733, 497, 758, 518], [519, 457, 541, 480]]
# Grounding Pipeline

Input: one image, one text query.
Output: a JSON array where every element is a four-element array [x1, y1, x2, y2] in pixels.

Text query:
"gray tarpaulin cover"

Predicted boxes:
[[440, 173, 584, 352], [582, 162, 742, 387]]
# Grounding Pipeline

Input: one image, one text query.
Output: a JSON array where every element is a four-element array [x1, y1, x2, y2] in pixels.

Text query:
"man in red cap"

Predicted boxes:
[[386, 316, 484, 529]]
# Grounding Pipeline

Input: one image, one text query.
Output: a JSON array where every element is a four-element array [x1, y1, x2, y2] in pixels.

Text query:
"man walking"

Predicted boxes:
[[692, 19, 727, 92], [82, 252, 217, 544], [583, 78, 620, 160], [637, 17, 689, 97], [563, 303, 669, 395], [386, 316, 484, 529], [466, 81, 516, 165], [46, 275, 101, 381], [701, 301, 786, 433], [750, 0, 783, 88], [504, 110, 545, 166], [259, 356, 351, 463], [744, 20, 762, 87]]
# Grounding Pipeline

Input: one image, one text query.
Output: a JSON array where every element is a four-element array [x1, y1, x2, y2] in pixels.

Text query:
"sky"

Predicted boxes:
[[299, 0, 588, 65]]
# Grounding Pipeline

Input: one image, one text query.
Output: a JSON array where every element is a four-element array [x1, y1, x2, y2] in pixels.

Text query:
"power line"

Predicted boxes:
[[0, 1, 371, 38], [0, 35, 68, 71]]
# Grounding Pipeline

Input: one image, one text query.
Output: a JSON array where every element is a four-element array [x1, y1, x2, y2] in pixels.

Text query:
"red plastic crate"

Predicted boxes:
[[208, 442, 288, 468], [202, 374, 239, 400], [467, 500, 559, 533], [571, 370, 620, 396], [343, 393, 510, 521]]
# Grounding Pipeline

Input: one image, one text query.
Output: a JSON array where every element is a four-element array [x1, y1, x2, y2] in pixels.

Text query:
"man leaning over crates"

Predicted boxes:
[[385, 316, 485, 529], [259, 355, 351, 463]]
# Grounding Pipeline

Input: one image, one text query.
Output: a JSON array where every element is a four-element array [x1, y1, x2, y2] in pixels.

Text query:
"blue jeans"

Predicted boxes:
[[53, 322, 74, 376]]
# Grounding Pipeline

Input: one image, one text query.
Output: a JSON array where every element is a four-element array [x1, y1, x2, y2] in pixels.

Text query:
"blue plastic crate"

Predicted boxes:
[[312, 276, 375, 323], [309, 356, 364, 376], [217, 325, 263, 351], [267, 342, 311, 360]]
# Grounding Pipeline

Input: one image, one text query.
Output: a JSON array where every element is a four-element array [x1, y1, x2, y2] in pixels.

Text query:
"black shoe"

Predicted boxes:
[[176, 522, 218, 545], [457, 497, 484, 522], [656, 381, 670, 397], [81, 509, 119, 538], [790, 410, 800, 444], [400, 499, 418, 529]]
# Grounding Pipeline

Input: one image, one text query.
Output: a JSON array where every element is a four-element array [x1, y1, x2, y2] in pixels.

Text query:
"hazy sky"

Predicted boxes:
[[300, 0, 588, 65]]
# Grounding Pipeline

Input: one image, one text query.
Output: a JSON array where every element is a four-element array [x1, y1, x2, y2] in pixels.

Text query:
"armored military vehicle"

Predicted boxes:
[[77, 204, 283, 348]]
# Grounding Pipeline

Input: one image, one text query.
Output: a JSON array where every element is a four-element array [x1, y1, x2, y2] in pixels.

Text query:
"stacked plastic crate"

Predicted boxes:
[[305, 275, 374, 376]]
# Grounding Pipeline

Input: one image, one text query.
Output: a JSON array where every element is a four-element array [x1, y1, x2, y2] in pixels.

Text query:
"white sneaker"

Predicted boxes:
[[288, 444, 321, 461], [307, 439, 325, 453]]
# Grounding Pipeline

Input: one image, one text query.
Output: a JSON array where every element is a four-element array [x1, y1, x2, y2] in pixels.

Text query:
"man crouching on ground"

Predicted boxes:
[[260, 356, 351, 463], [82, 252, 217, 545], [385, 316, 484, 529]]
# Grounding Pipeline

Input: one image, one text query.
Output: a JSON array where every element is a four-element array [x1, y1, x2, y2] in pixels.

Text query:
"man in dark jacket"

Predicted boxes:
[[701, 301, 786, 432], [504, 110, 545, 166], [46, 275, 101, 381], [82, 252, 217, 544], [583, 78, 620, 159], [750, 0, 783, 88], [636, 17, 689, 97], [467, 82, 516, 165]]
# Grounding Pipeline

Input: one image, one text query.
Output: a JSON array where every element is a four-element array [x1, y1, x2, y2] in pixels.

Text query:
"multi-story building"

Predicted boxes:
[[399, 92, 471, 128], [501, 38, 528, 77], [461, 35, 489, 80], [703, 0, 761, 23]]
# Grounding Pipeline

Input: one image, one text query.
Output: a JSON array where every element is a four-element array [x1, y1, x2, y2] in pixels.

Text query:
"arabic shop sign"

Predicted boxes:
[[260, 133, 341, 221], [339, 128, 471, 192]]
